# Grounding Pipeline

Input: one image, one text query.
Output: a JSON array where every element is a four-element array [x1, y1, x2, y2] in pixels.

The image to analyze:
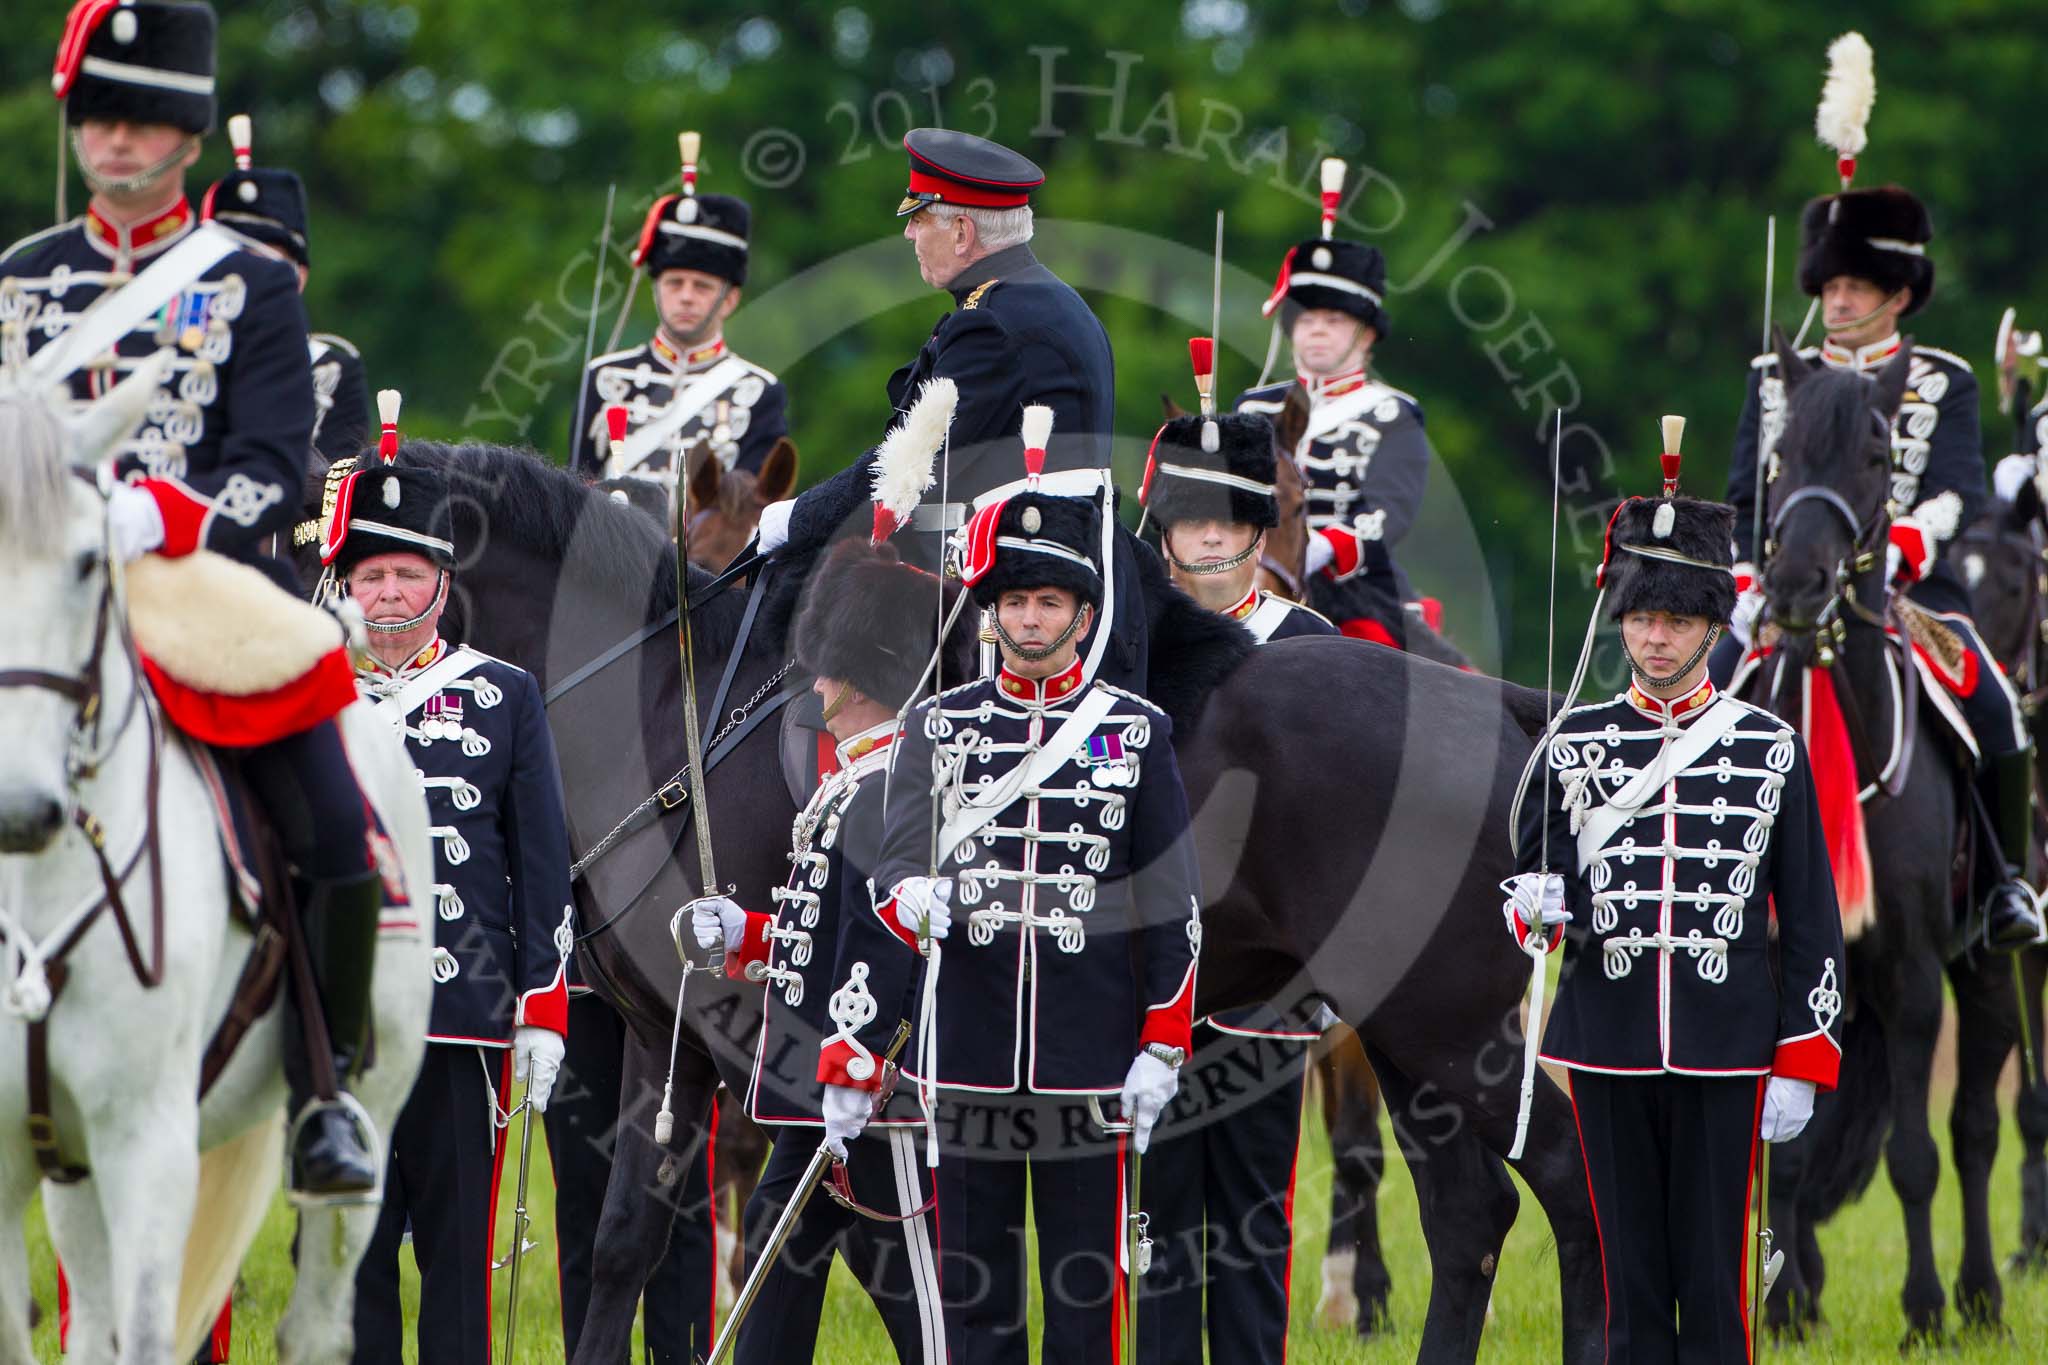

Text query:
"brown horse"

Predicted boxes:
[[597, 436, 798, 570]]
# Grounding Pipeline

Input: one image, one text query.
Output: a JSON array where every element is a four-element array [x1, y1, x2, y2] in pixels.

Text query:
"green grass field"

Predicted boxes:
[[23, 1080, 2048, 1363]]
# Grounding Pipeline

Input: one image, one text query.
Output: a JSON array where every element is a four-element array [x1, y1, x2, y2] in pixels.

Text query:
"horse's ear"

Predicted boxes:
[[1771, 324, 1807, 397], [1161, 393, 1188, 420], [1275, 382, 1311, 452], [756, 438, 799, 502], [1872, 336, 1913, 421], [685, 439, 721, 510], [64, 347, 175, 468]]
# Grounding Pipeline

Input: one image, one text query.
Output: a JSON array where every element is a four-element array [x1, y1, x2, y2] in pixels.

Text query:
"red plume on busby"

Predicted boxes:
[[319, 389, 457, 572], [1595, 415, 1735, 623], [630, 131, 751, 284], [1260, 160, 1390, 339], [199, 113, 313, 266]]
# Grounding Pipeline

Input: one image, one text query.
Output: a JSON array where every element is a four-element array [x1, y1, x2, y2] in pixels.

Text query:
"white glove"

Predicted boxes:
[[1304, 530, 1336, 577], [685, 894, 746, 954], [1119, 1050, 1180, 1154], [512, 1025, 566, 1113], [1884, 539, 1903, 585], [1994, 452, 2037, 504], [1500, 872, 1570, 939], [891, 876, 953, 941], [106, 482, 165, 563], [820, 1081, 873, 1160], [1730, 585, 1766, 650], [757, 498, 794, 554], [1759, 1076, 1816, 1143]]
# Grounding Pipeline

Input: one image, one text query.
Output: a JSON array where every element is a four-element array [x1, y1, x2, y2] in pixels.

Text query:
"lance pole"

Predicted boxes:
[[1754, 215, 1775, 573]]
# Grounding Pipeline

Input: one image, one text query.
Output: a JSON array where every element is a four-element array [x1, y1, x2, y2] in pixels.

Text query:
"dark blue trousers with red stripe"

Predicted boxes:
[[1135, 1025, 1308, 1365], [1568, 1071, 1764, 1365]]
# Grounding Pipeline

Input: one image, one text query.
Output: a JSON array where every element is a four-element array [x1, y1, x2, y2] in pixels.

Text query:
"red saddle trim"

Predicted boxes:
[[140, 646, 357, 748]]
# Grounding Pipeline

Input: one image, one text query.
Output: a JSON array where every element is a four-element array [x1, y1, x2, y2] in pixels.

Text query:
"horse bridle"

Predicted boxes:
[[1764, 404, 1896, 648], [0, 521, 166, 1181]]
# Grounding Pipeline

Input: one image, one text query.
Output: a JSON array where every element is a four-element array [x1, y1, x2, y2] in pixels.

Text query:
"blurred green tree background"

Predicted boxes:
[[6, 1, 2041, 682]]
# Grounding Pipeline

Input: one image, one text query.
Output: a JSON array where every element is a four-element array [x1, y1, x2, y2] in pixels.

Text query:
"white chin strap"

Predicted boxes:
[[70, 128, 198, 197]]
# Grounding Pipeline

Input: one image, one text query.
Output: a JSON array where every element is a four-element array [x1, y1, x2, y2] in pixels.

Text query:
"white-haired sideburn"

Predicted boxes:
[[948, 204, 1034, 252]]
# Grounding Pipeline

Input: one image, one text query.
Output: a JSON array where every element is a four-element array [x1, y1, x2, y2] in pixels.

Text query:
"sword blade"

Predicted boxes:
[[569, 184, 618, 468], [704, 1142, 839, 1363], [498, 1100, 536, 1361]]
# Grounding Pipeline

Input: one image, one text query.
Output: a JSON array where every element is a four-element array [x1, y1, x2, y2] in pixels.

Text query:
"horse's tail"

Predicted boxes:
[[1502, 682, 1563, 740], [174, 1118, 282, 1356], [1799, 1005, 1892, 1222]]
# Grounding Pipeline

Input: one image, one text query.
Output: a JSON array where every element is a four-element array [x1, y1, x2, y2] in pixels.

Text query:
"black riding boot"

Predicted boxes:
[[1982, 748, 2046, 952], [286, 870, 384, 1198]]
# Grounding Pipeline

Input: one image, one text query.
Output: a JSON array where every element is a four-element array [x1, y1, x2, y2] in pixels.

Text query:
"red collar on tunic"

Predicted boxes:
[[1301, 366, 1368, 399], [1818, 333, 1903, 373], [86, 197, 194, 263], [997, 658, 1085, 702], [362, 637, 447, 679], [837, 719, 899, 766], [1223, 586, 1261, 622], [651, 332, 727, 371], [1627, 676, 1716, 723]]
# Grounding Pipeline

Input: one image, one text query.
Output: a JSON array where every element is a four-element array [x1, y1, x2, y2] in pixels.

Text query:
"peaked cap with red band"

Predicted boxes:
[[896, 128, 1044, 218]]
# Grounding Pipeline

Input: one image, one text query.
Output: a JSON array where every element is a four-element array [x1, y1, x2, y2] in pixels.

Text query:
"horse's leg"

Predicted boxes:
[[1320, 1031, 1392, 1335], [86, 1101, 199, 1365], [570, 1028, 717, 1365], [1879, 953, 1949, 1343], [1948, 949, 2017, 1329], [2016, 945, 2048, 1273], [714, 1109, 771, 1305], [1312, 1045, 1360, 1331], [1365, 1043, 1518, 1365], [43, 1183, 114, 1364]]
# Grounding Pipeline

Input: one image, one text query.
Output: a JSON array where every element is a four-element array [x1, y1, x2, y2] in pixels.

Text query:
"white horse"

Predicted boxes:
[[0, 354, 433, 1363]]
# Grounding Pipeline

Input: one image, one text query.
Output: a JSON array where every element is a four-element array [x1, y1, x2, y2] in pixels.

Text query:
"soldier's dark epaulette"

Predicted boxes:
[[1286, 599, 1338, 631], [1910, 344, 1973, 373], [1750, 348, 1819, 370], [1089, 679, 1169, 720], [0, 218, 82, 264], [310, 331, 359, 358], [585, 343, 643, 371]]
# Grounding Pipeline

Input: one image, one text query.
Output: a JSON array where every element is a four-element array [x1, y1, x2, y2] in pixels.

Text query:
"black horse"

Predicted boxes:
[[306, 440, 1608, 1363], [1949, 492, 2048, 1272], [1741, 334, 2019, 1342]]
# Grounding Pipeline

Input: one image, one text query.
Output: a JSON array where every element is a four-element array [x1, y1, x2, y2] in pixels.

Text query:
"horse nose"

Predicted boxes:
[[0, 788, 65, 854]]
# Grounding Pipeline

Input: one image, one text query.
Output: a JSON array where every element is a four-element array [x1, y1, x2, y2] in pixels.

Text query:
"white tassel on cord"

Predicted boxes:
[[1815, 32, 1875, 188]]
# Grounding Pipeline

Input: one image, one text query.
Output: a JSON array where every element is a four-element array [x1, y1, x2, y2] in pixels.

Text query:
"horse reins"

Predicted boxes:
[[0, 535, 167, 1182]]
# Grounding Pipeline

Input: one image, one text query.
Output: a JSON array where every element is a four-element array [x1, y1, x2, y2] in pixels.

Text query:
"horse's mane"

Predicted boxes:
[[0, 381, 72, 556], [1132, 536, 1255, 732], [1778, 363, 1881, 484], [390, 440, 753, 661]]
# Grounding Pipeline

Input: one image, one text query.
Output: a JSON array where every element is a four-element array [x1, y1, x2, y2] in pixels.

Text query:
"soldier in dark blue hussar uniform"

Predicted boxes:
[[1510, 474, 1845, 1359], [199, 112, 369, 464], [324, 431, 574, 1365], [572, 132, 788, 491], [1718, 182, 2044, 949], [1233, 159, 1433, 650], [686, 540, 952, 1364], [1134, 406, 1332, 1362], [5, 0, 386, 1197], [849, 485, 1202, 1362], [759, 130, 1151, 690]]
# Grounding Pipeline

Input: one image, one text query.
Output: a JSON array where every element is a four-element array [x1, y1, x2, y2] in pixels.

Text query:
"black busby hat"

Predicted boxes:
[[318, 392, 456, 574], [795, 541, 959, 710], [960, 492, 1102, 610], [201, 116, 309, 266], [1143, 412, 1279, 530], [634, 192, 750, 286], [1265, 237, 1390, 337], [55, 0, 217, 135], [1796, 186, 1934, 316], [1601, 496, 1737, 623]]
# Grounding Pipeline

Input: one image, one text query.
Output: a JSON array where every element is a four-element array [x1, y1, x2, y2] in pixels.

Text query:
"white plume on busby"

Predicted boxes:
[[868, 377, 958, 542], [1815, 32, 1875, 182]]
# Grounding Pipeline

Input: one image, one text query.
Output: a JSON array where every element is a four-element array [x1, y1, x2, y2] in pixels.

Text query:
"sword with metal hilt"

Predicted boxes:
[[606, 406, 730, 1146], [1088, 1093, 1152, 1356], [1753, 215, 1777, 578], [494, 1091, 540, 1361], [704, 1021, 914, 1364], [569, 183, 618, 470]]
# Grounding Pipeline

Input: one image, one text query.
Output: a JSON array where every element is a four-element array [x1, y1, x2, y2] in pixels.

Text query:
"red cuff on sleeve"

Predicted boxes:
[[872, 896, 921, 951], [514, 961, 569, 1036], [1138, 963, 1196, 1057], [1319, 526, 1362, 580], [1510, 916, 1565, 955], [725, 910, 772, 980], [818, 1037, 884, 1092], [1772, 1032, 1842, 1091], [138, 477, 210, 557], [1888, 520, 1931, 584]]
